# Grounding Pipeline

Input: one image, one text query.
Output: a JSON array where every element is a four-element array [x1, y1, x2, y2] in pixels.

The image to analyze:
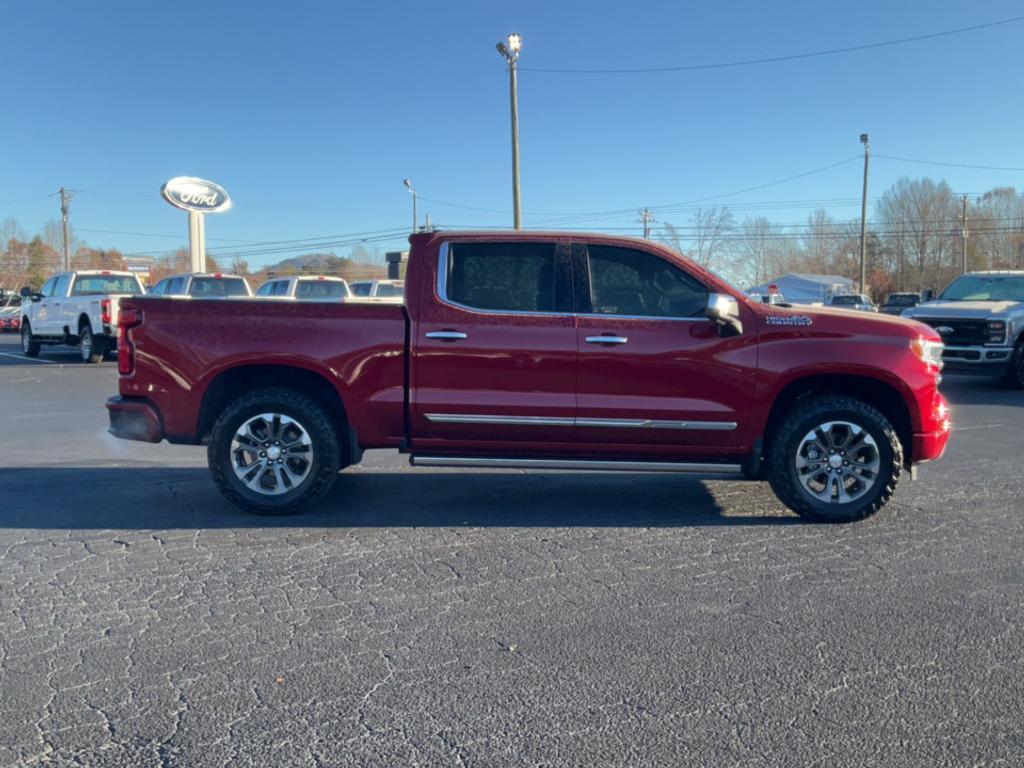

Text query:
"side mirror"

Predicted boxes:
[[19, 286, 32, 298], [705, 293, 743, 337]]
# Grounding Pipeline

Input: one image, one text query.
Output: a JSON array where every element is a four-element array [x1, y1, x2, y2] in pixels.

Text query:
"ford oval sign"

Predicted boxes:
[[161, 177, 232, 213]]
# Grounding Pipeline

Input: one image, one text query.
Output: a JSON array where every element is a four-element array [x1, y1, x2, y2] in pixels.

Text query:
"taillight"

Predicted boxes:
[[100, 299, 112, 325], [118, 308, 143, 376]]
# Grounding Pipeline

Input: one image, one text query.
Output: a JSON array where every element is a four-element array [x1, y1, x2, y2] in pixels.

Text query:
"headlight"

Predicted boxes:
[[986, 319, 1008, 345], [911, 336, 944, 370]]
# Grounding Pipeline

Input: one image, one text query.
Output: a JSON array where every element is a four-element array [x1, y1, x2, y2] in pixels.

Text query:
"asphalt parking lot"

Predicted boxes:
[[1, 333, 1022, 767]]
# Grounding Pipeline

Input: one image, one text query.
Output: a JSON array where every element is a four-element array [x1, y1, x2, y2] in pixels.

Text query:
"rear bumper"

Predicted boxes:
[[106, 396, 163, 443]]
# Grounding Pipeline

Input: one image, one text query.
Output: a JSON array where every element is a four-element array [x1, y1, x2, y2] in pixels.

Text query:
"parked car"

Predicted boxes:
[[21, 270, 145, 362], [829, 294, 878, 312], [880, 292, 921, 316], [1, 305, 22, 332], [108, 230, 950, 523], [903, 271, 1024, 387], [148, 273, 252, 298], [349, 279, 404, 301], [255, 276, 351, 301]]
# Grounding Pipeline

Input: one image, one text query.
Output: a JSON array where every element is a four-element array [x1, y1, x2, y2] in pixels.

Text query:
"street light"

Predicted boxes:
[[403, 178, 417, 234], [496, 32, 523, 229]]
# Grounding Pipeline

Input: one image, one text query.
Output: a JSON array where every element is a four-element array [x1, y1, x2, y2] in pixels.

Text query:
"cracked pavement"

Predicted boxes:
[[0, 336, 1022, 766]]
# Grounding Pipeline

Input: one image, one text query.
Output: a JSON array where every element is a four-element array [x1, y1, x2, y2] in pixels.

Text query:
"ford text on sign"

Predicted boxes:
[[161, 177, 232, 213]]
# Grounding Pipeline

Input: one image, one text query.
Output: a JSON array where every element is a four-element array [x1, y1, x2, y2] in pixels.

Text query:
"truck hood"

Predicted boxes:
[[754, 303, 937, 340], [903, 299, 1021, 320]]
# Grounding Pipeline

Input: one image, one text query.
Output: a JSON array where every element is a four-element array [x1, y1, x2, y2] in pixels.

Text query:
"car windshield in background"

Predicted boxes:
[[940, 275, 1024, 302], [832, 296, 859, 304], [71, 275, 142, 295], [190, 278, 249, 297], [296, 281, 348, 299]]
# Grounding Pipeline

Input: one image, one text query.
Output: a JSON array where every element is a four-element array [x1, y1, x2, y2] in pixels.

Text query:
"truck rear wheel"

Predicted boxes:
[[79, 324, 104, 364], [207, 387, 343, 514], [766, 395, 902, 523]]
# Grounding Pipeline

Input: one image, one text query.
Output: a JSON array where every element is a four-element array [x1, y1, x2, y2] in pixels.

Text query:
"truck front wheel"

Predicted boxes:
[[1001, 339, 1024, 389], [766, 395, 902, 523], [21, 321, 40, 357], [207, 387, 343, 514]]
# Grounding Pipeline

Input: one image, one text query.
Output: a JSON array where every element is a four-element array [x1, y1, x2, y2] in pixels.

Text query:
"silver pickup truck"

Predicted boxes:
[[903, 271, 1024, 387]]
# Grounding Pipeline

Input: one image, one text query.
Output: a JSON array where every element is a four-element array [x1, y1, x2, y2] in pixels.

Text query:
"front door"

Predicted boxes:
[[573, 242, 757, 451], [411, 238, 577, 448], [36, 275, 67, 336]]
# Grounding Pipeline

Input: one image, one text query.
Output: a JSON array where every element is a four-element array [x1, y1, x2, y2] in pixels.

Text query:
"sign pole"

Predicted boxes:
[[188, 211, 207, 273]]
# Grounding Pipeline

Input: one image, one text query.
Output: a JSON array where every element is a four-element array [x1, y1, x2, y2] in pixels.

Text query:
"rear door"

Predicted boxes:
[[573, 242, 756, 449], [411, 238, 576, 446]]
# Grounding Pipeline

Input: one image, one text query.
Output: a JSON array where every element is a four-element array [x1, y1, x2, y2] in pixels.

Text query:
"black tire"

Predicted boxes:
[[767, 395, 902, 523], [207, 387, 345, 514], [78, 324, 104, 364], [1001, 338, 1024, 389], [20, 321, 40, 357]]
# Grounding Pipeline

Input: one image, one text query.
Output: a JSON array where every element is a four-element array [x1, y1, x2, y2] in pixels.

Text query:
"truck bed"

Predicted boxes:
[[117, 296, 408, 445]]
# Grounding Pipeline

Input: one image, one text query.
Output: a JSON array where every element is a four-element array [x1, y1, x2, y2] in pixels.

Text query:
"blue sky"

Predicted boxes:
[[2, 0, 1022, 267]]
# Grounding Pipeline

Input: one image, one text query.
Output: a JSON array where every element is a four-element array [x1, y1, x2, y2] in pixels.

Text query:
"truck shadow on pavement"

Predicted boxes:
[[0, 468, 803, 529]]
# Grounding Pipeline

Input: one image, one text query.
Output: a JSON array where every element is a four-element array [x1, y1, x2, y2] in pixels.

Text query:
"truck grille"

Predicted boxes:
[[916, 318, 988, 346]]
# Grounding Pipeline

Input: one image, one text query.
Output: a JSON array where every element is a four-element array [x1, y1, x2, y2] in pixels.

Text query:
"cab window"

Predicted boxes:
[[351, 283, 372, 297], [256, 282, 274, 296], [272, 281, 290, 297], [40, 277, 57, 298], [586, 245, 707, 318], [167, 277, 186, 295], [446, 242, 556, 312]]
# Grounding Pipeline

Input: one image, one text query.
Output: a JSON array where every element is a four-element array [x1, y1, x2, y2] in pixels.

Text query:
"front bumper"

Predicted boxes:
[[106, 396, 163, 443], [912, 427, 950, 465], [941, 345, 1012, 373]]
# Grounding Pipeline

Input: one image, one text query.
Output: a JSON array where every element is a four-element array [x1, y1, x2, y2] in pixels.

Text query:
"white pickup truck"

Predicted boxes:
[[20, 270, 145, 363]]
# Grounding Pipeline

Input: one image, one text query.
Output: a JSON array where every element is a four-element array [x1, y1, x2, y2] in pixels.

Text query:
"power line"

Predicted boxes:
[[876, 154, 1024, 172], [521, 15, 1024, 74]]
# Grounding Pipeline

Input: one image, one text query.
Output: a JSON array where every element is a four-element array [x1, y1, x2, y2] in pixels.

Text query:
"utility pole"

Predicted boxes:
[[640, 208, 655, 239], [59, 187, 75, 271], [858, 134, 870, 295], [496, 33, 523, 229], [961, 194, 969, 274]]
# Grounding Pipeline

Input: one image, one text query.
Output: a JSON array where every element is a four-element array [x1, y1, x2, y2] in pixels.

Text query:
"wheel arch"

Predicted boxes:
[[762, 373, 913, 471], [77, 312, 92, 331], [196, 364, 352, 450]]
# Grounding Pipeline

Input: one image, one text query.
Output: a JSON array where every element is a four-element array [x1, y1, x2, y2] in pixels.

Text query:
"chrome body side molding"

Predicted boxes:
[[424, 413, 737, 431], [410, 456, 743, 474]]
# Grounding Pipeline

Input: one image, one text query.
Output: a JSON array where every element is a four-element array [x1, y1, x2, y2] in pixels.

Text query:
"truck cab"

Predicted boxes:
[[149, 273, 252, 299], [254, 276, 351, 301]]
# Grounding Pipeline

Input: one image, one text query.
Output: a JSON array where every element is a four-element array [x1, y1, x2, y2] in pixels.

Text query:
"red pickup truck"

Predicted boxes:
[[107, 231, 950, 522]]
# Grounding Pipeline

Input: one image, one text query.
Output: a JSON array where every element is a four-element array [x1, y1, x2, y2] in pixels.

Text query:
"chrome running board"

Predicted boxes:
[[409, 455, 743, 474]]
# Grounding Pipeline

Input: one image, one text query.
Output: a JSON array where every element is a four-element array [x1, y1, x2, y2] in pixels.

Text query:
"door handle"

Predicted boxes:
[[585, 335, 628, 345], [425, 331, 468, 341]]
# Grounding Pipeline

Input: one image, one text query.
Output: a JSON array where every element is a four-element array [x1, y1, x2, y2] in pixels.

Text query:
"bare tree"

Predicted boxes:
[[689, 206, 734, 269], [657, 222, 685, 254], [877, 177, 958, 291]]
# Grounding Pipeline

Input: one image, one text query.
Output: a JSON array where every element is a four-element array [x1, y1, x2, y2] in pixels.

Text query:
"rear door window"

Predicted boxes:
[[445, 242, 559, 313], [272, 281, 290, 297]]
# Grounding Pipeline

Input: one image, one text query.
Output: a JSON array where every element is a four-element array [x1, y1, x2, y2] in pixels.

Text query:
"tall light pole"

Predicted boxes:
[[858, 133, 870, 295], [496, 32, 523, 229], [403, 179, 417, 234], [961, 194, 969, 274]]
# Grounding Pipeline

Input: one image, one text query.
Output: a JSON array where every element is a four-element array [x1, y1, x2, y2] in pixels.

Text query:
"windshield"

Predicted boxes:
[[939, 275, 1024, 302], [189, 277, 250, 297], [832, 295, 859, 305], [71, 275, 143, 295], [886, 294, 918, 306]]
